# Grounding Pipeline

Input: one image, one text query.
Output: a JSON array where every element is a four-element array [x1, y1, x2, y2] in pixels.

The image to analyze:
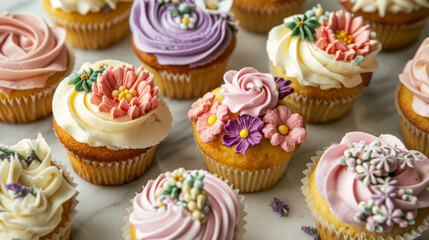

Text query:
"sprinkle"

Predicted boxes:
[[270, 197, 289, 217]]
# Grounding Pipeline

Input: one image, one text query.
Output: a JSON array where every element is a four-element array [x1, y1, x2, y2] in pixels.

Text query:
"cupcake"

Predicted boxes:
[[52, 59, 172, 185], [267, 4, 382, 123], [231, 0, 304, 33], [0, 134, 78, 240], [130, 0, 237, 99], [397, 37, 429, 157], [41, 0, 133, 49], [340, 0, 429, 50], [302, 131, 429, 239], [0, 12, 73, 124], [122, 167, 245, 239], [188, 67, 306, 193]]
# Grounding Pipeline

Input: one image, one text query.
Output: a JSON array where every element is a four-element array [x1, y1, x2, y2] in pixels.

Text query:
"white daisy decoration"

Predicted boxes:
[[195, 0, 233, 15], [175, 14, 196, 30]]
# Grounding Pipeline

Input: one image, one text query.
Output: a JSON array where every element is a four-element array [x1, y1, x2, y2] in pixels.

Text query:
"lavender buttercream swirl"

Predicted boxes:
[[129, 0, 233, 67], [129, 172, 240, 240]]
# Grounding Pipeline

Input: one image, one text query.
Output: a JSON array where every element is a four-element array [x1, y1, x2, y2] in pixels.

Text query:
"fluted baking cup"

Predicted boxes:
[[280, 91, 361, 124], [141, 55, 230, 99], [368, 18, 428, 51], [200, 150, 289, 193], [42, 1, 131, 49], [121, 174, 247, 240], [231, 0, 303, 33], [302, 151, 429, 240], [66, 145, 157, 186], [47, 159, 79, 240]]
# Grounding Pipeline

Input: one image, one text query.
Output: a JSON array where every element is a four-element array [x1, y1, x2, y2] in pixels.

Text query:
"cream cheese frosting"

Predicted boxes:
[[267, 14, 381, 90], [48, 0, 132, 14], [129, 169, 240, 240], [0, 12, 68, 96], [52, 59, 172, 150], [0, 134, 76, 240], [399, 37, 429, 117], [346, 0, 429, 17]]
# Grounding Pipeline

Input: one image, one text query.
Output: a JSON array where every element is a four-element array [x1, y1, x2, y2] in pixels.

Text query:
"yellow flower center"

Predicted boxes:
[[80, 73, 89, 81], [335, 30, 353, 45], [112, 85, 137, 102], [296, 22, 305, 27], [198, 102, 202, 107], [240, 129, 249, 139], [208, 115, 217, 126], [277, 125, 289, 135], [173, 173, 184, 182], [276, 83, 280, 90], [182, 17, 190, 25], [158, 202, 165, 207], [206, 1, 218, 10]]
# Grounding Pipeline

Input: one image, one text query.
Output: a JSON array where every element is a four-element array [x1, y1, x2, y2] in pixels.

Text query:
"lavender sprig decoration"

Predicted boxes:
[[270, 197, 289, 217], [0, 146, 40, 164], [301, 226, 321, 240], [5, 183, 36, 199]]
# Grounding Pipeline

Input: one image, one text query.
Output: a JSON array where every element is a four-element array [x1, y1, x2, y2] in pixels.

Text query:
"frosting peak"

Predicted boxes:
[[0, 12, 67, 96], [399, 37, 429, 117], [315, 132, 429, 233]]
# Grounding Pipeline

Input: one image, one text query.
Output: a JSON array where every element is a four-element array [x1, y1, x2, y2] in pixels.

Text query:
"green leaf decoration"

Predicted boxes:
[[284, 14, 321, 41], [169, 7, 179, 18], [68, 68, 105, 93]]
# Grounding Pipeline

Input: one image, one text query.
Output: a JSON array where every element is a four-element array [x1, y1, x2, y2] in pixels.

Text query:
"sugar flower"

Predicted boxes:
[[223, 115, 264, 155], [188, 92, 215, 121], [284, 14, 320, 41], [195, 0, 233, 15], [90, 65, 160, 120], [315, 10, 377, 61], [196, 101, 229, 143], [274, 77, 294, 100], [262, 106, 306, 152]]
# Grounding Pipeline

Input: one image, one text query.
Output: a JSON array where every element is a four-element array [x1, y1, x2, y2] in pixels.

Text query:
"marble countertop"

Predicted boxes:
[[1, 0, 429, 239]]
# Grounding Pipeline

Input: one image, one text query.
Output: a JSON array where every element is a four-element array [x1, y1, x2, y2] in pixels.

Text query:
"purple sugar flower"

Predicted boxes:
[[222, 115, 264, 155], [5, 183, 36, 199], [274, 77, 294, 100], [270, 197, 289, 217]]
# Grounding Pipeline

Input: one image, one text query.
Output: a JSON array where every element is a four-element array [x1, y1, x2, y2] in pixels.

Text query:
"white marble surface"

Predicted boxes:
[[1, 0, 429, 239]]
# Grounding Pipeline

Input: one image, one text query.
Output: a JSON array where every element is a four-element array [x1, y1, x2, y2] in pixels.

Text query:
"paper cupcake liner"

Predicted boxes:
[[48, 159, 79, 240], [45, 7, 131, 49], [367, 18, 428, 51], [231, 0, 303, 33], [0, 47, 74, 124], [121, 174, 247, 240], [395, 86, 429, 157], [302, 150, 429, 240], [66, 145, 157, 186], [280, 91, 361, 124], [141, 55, 230, 99], [199, 149, 289, 193]]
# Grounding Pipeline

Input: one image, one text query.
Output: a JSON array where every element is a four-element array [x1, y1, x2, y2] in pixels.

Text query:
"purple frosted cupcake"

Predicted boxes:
[[130, 0, 237, 99]]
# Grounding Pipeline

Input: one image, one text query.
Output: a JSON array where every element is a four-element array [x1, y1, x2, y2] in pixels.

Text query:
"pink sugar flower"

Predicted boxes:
[[262, 105, 306, 152], [196, 101, 229, 143], [188, 92, 215, 121], [90, 65, 160, 120], [315, 10, 377, 61]]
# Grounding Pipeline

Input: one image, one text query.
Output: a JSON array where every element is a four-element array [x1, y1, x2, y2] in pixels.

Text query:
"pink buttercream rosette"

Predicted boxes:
[[315, 10, 377, 61], [90, 65, 160, 120]]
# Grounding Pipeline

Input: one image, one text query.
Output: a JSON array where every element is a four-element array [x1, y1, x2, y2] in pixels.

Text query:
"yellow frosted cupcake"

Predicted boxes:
[[0, 12, 73, 123], [188, 67, 306, 193], [41, 0, 133, 49], [267, 4, 382, 123], [231, 0, 304, 33], [53, 59, 172, 185], [0, 134, 78, 240], [302, 132, 429, 239], [397, 37, 429, 157]]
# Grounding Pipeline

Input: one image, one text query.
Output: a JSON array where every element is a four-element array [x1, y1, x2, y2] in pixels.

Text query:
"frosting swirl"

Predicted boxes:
[[220, 67, 278, 117], [129, 0, 234, 67], [47, 0, 132, 14], [315, 132, 429, 232], [267, 15, 381, 90], [345, 0, 429, 17], [0, 12, 67, 96], [52, 60, 172, 150], [129, 170, 240, 240], [0, 134, 76, 240], [399, 38, 429, 117]]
